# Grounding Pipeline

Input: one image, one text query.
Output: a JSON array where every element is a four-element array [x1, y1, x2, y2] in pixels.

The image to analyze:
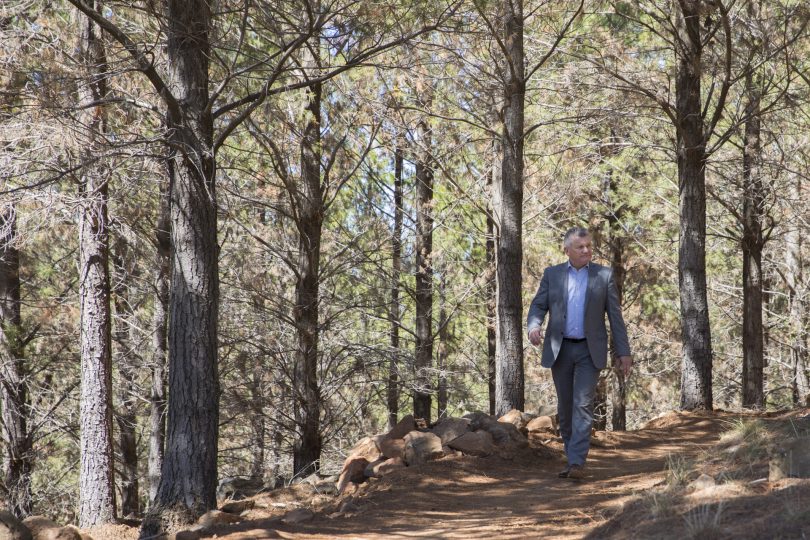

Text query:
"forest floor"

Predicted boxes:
[[90, 408, 810, 540]]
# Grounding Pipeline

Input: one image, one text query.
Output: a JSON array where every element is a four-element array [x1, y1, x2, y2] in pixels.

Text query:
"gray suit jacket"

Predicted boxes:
[[527, 262, 631, 369]]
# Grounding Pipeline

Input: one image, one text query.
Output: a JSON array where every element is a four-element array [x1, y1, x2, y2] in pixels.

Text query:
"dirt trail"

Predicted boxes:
[[196, 410, 783, 540], [87, 410, 810, 540]]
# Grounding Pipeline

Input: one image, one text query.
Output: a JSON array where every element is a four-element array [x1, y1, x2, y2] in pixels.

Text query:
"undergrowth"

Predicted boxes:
[[633, 412, 810, 538]]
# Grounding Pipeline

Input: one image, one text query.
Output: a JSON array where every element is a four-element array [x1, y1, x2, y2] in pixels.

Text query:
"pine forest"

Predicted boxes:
[[1, 0, 809, 535]]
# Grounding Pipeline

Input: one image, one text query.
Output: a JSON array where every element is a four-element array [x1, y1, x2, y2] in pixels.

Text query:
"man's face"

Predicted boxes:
[[564, 234, 592, 269]]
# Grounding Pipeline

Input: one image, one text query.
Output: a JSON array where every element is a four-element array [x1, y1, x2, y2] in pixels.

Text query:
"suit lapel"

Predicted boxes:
[[560, 263, 569, 313], [585, 263, 597, 312]]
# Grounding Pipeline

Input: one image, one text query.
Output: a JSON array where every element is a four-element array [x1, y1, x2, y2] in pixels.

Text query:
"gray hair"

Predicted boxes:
[[563, 227, 590, 248]]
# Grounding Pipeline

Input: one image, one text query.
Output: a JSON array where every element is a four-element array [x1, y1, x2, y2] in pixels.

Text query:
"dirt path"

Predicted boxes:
[[85, 410, 810, 540], [199, 411, 738, 540]]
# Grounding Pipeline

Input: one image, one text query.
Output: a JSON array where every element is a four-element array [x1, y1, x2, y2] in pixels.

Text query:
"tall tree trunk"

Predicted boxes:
[[249, 361, 266, 479], [437, 270, 449, 420], [786, 173, 809, 405], [112, 239, 140, 517], [77, 2, 116, 526], [414, 116, 434, 423], [151, 0, 220, 527], [676, 0, 713, 410], [77, 119, 116, 528], [0, 204, 33, 518], [609, 222, 627, 430], [269, 382, 287, 488], [65, 0, 220, 529], [293, 76, 323, 478], [495, 0, 525, 415], [603, 136, 627, 431], [388, 143, 404, 429], [148, 171, 170, 507], [741, 53, 765, 409], [487, 139, 499, 416]]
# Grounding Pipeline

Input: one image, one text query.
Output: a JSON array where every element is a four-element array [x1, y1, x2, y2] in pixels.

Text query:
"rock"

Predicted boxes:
[[403, 431, 444, 465], [463, 411, 495, 431], [22, 517, 80, 540], [281, 509, 314, 524], [364, 457, 388, 478], [770, 436, 810, 481], [431, 417, 471, 444], [375, 457, 406, 476], [197, 509, 242, 528], [339, 499, 360, 514], [526, 415, 557, 433], [688, 473, 716, 491], [498, 409, 535, 433], [216, 476, 266, 500], [346, 436, 382, 462], [0, 510, 32, 540], [340, 481, 361, 496], [478, 418, 529, 448], [378, 437, 405, 460], [173, 531, 201, 540], [442, 445, 461, 457], [386, 414, 417, 440], [336, 457, 369, 494], [220, 499, 255, 514], [447, 430, 495, 457]]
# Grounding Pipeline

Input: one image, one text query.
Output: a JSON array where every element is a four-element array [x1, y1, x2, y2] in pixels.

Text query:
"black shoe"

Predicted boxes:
[[558, 466, 571, 478]]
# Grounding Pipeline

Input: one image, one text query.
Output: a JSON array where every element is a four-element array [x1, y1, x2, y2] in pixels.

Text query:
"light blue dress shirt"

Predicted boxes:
[[564, 263, 588, 339]]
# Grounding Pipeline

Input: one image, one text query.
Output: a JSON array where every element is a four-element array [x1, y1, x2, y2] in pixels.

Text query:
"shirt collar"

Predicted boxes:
[[567, 261, 590, 272]]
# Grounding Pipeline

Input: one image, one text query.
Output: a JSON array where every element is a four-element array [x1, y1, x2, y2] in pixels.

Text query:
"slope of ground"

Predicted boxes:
[[88, 408, 810, 540]]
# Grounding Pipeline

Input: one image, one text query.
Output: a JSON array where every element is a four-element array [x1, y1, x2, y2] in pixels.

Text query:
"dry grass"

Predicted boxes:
[[640, 488, 679, 518], [683, 502, 725, 540], [664, 452, 696, 488], [615, 411, 810, 540], [717, 418, 770, 463]]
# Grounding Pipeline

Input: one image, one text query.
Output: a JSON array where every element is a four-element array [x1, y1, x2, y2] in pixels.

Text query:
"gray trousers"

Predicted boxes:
[[551, 340, 601, 466]]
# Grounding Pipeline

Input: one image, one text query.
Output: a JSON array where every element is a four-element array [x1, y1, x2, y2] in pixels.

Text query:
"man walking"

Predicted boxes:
[[527, 227, 632, 479]]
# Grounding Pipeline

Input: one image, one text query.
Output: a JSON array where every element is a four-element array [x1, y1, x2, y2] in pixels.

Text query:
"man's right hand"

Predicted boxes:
[[528, 328, 542, 346]]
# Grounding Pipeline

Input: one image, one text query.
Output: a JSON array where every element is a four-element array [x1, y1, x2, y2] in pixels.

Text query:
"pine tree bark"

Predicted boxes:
[[293, 77, 323, 477], [676, 0, 713, 411], [495, 0, 525, 415], [248, 361, 266, 479], [152, 0, 220, 525], [77, 123, 116, 528], [786, 173, 809, 405], [604, 139, 627, 431], [437, 271, 449, 420], [66, 0, 220, 529], [487, 139, 499, 415], [77, 1, 116, 525], [388, 143, 404, 429], [741, 56, 765, 409], [148, 172, 169, 507], [609, 228, 627, 430], [0, 204, 33, 518], [112, 239, 140, 517], [414, 116, 434, 423]]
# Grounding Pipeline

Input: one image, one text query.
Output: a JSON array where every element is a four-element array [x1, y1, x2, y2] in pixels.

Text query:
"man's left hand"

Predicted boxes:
[[615, 356, 633, 377]]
